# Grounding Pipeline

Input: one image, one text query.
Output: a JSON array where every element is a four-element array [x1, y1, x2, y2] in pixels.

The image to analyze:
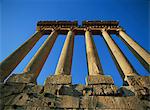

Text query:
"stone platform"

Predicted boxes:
[[0, 75, 150, 110]]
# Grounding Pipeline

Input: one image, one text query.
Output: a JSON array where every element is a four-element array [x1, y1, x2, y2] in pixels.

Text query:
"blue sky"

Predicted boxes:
[[0, 0, 149, 86]]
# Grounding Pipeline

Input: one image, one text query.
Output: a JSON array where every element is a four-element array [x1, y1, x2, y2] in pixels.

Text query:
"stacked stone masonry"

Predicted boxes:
[[0, 21, 150, 110]]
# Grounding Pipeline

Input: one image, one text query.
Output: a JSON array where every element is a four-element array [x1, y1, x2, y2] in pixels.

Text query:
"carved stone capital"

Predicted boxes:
[[84, 27, 91, 32], [116, 27, 125, 32], [101, 28, 108, 32], [52, 27, 60, 32], [68, 26, 75, 31]]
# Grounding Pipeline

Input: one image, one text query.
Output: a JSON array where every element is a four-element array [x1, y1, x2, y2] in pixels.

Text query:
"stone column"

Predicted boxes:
[[101, 29, 137, 80], [118, 28, 150, 72], [55, 29, 75, 75], [85, 29, 104, 75], [0, 31, 43, 82], [23, 29, 58, 82]]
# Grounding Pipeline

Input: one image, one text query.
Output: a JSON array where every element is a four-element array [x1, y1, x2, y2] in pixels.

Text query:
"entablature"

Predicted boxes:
[[37, 20, 120, 35]]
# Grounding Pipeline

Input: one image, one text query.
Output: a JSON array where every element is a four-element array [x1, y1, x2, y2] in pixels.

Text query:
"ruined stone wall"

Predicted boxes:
[[1, 75, 149, 110]]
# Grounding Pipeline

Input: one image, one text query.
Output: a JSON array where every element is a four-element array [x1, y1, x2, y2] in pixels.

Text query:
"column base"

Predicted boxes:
[[6, 72, 36, 84], [86, 75, 118, 96], [86, 75, 114, 85], [126, 75, 150, 99], [44, 75, 72, 85]]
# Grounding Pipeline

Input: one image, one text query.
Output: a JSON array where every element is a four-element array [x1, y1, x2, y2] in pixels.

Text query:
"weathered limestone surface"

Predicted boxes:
[[85, 30, 104, 75], [118, 29, 150, 72], [86, 75, 118, 96], [6, 30, 58, 83], [101, 29, 137, 80], [126, 75, 150, 99], [86, 75, 114, 85], [23, 30, 58, 81], [0, 31, 43, 82], [91, 85, 118, 95], [6, 73, 34, 83], [55, 95, 80, 108], [1, 75, 149, 110], [45, 75, 72, 85], [55, 30, 74, 75]]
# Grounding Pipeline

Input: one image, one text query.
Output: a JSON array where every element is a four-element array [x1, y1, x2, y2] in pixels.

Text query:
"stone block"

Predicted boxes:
[[44, 84, 62, 95], [93, 85, 105, 95], [23, 83, 43, 93], [72, 84, 85, 96], [26, 106, 55, 110], [88, 84, 118, 96], [4, 106, 25, 110], [113, 96, 145, 110], [26, 106, 37, 110], [127, 75, 150, 88], [6, 73, 35, 83], [2, 93, 30, 106], [0, 82, 25, 98], [0, 99, 3, 109], [126, 75, 150, 97], [44, 75, 72, 85], [80, 96, 97, 109], [59, 85, 73, 95], [1, 94, 16, 110], [40, 97, 55, 107], [142, 100, 150, 109], [27, 94, 56, 107], [54, 84, 85, 96], [10, 93, 29, 106], [125, 96, 145, 110], [82, 86, 93, 96], [2, 94, 16, 106], [113, 96, 129, 109], [86, 75, 114, 85], [110, 85, 118, 95], [103, 85, 116, 95], [119, 86, 135, 96], [55, 95, 79, 108], [96, 96, 116, 109]]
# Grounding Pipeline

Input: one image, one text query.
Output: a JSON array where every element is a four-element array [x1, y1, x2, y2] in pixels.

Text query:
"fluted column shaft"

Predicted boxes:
[[118, 30, 150, 72], [23, 30, 58, 81], [55, 30, 74, 75], [101, 30, 136, 79], [0, 31, 43, 82], [85, 30, 104, 75]]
